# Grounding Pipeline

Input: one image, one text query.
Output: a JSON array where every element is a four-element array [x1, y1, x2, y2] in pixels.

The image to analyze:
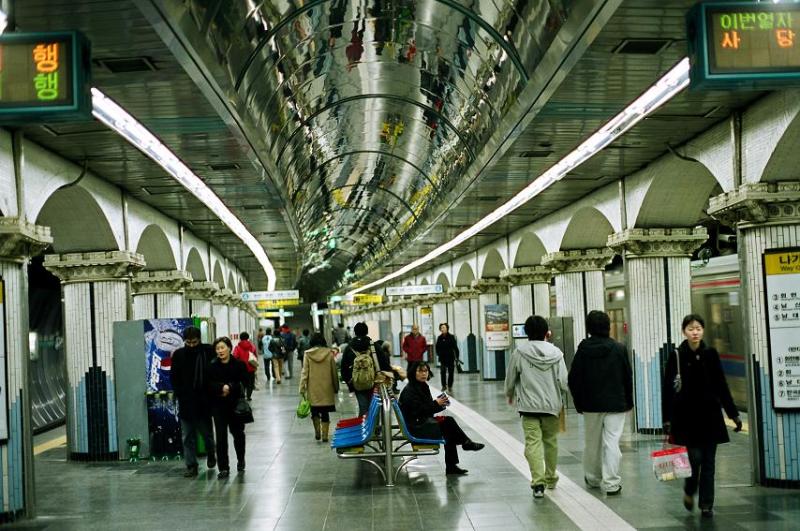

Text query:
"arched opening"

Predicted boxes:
[[560, 208, 615, 250], [514, 232, 547, 267], [185, 247, 207, 281], [481, 249, 506, 278], [227, 272, 237, 293], [636, 161, 722, 227], [213, 262, 226, 288], [435, 272, 451, 290], [136, 224, 177, 271], [761, 108, 800, 182], [455, 263, 475, 287], [420, 278, 429, 285], [36, 186, 118, 253]]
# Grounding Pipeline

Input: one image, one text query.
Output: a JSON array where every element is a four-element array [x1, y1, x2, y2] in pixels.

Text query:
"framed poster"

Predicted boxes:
[[0, 279, 8, 441], [485, 304, 510, 349], [763, 248, 800, 410], [512, 324, 527, 339], [420, 307, 434, 344]]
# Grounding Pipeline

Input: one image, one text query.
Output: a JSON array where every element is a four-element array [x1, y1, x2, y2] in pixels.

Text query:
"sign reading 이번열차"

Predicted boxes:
[[0, 32, 92, 122], [763, 248, 800, 410]]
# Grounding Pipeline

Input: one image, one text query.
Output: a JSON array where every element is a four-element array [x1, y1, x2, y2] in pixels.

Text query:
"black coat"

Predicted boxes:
[[340, 336, 391, 392], [435, 333, 459, 364], [662, 341, 738, 447], [207, 356, 249, 412], [398, 380, 445, 439], [568, 336, 633, 413], [171, 344, 214, 420]]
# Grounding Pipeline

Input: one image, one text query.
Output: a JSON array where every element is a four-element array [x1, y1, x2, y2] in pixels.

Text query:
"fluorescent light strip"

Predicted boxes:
[[91, 88, 277, 290], [348, 58, 691, 296]]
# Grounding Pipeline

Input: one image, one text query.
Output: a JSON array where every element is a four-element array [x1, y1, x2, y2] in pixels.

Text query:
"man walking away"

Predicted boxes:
[[261, 328, 274, 382], [297, 329, 311, 367], [232, 332, 257, 400], [268, 329, 286, 384], [280, 325, 297, 379], [505, 316, 568, 499], [171, 326, 217, 477], [402, 324, 427, 374], [332, 322, 348, 347], [341, 322, 391, 415], [568, 310, 633, 496]]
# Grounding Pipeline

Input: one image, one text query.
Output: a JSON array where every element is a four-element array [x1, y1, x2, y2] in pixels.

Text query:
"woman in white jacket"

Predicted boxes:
[[505, 315, 568, 499]]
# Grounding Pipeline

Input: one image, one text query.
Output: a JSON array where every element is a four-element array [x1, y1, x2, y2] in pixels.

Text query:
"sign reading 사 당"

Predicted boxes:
[[0, 31, 92, 122], [687, 2, 800, 89]]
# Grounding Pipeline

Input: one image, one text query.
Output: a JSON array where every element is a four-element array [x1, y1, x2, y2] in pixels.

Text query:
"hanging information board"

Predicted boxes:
[[0, 31, 92, 122], [763, 248, 800, 410], [687, 2, 800, 89]]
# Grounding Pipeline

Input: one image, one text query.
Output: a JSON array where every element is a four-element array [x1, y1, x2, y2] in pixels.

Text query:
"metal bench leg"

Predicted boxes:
[[393, 456, 418, 484], [358, 458, 387, 483]]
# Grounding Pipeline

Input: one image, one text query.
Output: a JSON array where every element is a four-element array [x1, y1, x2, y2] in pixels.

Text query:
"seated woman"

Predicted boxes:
[[398, 361, 485, 475]]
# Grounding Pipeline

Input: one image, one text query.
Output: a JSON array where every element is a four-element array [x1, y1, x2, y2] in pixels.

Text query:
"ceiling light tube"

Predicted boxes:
[[348, 58, 690, 295], [91, 87, 277, 289]]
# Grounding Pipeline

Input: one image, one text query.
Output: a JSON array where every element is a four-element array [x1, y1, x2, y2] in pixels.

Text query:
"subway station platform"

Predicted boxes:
[[11, 371, 797, 531]]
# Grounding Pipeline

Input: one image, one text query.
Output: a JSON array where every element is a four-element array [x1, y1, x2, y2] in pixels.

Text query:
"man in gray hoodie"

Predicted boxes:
[[505, 315, 568, 499]]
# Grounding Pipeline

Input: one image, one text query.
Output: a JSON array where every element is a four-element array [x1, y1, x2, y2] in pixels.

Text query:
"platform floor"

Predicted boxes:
[[9, 368, 799, 530]]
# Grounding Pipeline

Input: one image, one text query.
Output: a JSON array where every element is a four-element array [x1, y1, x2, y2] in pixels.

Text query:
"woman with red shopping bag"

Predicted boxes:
[[662, 314, 742, 518]]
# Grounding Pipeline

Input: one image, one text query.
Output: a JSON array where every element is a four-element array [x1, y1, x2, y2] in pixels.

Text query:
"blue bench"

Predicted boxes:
[[391, 401, 445, 449], [331, 395, 381, 452]]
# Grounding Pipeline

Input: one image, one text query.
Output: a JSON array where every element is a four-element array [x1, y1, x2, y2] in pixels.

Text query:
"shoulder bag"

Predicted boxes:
[[234, 383, 254, 424]]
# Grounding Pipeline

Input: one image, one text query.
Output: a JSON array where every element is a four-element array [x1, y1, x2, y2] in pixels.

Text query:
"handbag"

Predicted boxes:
[[672, 348, 682, 393], [248, 351, 259, 368], [296, 394, 311, 419], [651, 445, 692, 481], [234, 383, 254, 424]]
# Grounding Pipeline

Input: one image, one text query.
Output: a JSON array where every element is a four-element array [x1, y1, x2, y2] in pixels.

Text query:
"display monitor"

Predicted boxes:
[[512, 324, 527, 339]]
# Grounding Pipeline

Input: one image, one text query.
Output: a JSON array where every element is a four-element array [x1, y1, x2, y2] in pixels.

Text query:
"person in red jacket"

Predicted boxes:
[[232, 332, 257, 400], [402, 324, 428, 374]]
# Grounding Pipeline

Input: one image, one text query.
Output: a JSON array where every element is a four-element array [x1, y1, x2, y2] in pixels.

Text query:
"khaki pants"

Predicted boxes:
[[522, 414, 560, 487], [271, 358, 284, 383]]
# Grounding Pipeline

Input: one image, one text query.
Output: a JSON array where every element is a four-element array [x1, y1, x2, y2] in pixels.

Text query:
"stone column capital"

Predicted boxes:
[[447, 286, 479, 298], [44, 251, 145, 283], [185, 281, 220, 300], [131, 270, 193, 295], [213, 288, 235, 305], [708, 181, 800, 228], [470, 279, 508, 294], [541, 248, 614, 273], [500, 266, 553, 285], [607, 227, 708, 258], [0, 217, 53, 262]]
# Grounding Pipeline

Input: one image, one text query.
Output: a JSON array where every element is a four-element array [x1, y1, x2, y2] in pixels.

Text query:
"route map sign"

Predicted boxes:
[[0, 31, 91, 122], [687, 2, 800, 89]]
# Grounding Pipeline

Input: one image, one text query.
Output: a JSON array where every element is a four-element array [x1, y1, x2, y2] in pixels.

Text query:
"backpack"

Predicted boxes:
[[268, 337, 286, 359], [351, 345, 379, 391], [281, 332, 297, 352]]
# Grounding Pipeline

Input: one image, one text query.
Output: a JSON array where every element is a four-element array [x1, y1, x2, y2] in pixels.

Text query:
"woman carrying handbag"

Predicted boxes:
[[662, 314, 742, 518], [299, 333, 339, 442], [208, 337, 250, 479]]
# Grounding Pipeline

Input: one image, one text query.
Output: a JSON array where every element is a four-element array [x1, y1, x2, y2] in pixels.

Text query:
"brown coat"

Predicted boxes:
[[299, 347, 339, 407]]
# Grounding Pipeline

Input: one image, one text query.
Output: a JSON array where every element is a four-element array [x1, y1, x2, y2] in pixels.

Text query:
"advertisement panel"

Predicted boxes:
[[420, 307, 434, 344], [485, 304, 510, 349], [764, 248, 800, 409]]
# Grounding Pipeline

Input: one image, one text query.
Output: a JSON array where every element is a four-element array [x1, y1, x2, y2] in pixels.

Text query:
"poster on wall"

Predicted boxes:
[[485, 304, 510, 350], [420, 307, 434, 344], [763, 248, 800, 410], [0, 279, 8, 442], [144, 318, 193, 456]]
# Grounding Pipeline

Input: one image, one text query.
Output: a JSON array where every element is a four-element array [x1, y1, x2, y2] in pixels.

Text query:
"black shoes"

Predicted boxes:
[[606, 486, 622, 496], [206, 454, 216, 469], [532, 485, 545, 499], [584, 477, 599, 489], [446, 466, 468, 475], [237, 461, 245, 472], [217, 469, 230, 479], [683, 494, 694, 512], [183, 466, 198, 478], [462, 441, 485, 451], [701, 508, 713, 518]]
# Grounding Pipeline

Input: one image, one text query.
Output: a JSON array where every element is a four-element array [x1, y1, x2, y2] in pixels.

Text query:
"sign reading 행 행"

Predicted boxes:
[[0, 31, 92, 122], [687, 2, 800, 89]]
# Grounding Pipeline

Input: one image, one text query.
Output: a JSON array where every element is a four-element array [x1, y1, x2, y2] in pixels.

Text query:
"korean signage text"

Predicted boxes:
[[386, 284, 443, 296]]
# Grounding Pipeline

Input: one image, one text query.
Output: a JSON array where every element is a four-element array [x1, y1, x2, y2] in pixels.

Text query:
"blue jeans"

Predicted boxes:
[[355, 390, 372, 417], [180, 416, 215, 469]]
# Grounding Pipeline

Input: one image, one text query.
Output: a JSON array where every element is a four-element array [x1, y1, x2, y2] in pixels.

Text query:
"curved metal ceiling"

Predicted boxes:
[[158, 0, 578, 298]]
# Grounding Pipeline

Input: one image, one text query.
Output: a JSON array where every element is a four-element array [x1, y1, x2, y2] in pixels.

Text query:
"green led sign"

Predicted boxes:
[[0, 31, 91, 122], [687, 2, 800, 89]]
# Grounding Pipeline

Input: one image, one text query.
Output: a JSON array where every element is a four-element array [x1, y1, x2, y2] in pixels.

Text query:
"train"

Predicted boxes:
[[604, 254, 747, 411]]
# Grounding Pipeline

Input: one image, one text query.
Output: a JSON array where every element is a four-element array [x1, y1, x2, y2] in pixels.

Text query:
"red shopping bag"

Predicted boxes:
[[651, 446, 692, 481]]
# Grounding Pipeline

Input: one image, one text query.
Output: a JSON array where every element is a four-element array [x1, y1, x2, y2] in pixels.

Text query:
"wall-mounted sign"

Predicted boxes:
[[485, 304, 510, 349], [258, 311, 294, 318], [763, 248, 800, 410], [255, 299, 300, 309], [419, 307, 434, 345], [241, 290, 299, 302], [386, 284, 443, 296], [687, 2, 800, 89], [346, 294, 382, 305], [0, 31, 92, 122]]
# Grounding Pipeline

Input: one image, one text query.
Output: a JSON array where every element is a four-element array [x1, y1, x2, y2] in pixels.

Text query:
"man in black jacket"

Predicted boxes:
[[171, 326, 216, 477], [340, 322, 391, 415], [568, 311, 633, 496]]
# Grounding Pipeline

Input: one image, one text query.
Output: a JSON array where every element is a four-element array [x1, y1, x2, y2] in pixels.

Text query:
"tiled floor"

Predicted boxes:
[[8, 366, 800, 530]]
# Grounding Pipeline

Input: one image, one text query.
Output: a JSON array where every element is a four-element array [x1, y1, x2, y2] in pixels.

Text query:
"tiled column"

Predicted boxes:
[[389, 306, 402, 356], [44, 250, 145, 460], [185, 281, 218, 318], [709, 182, 800, 486], [502, 266, 554, 348], [212, 289, 232, 338], [608, 228, 708, 432], [449, 287, 480, 373], [229, 298, 242, 341], [542, 249, 613, 343], [471, 279, 510, 381], [0, 219, 52, 518], [131, 270, 192, 320]]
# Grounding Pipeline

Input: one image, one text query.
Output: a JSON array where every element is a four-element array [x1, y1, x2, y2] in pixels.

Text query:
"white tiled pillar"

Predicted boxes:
[[185, 281, 218, 319], [608, 228, 708, 432], [471, 279, 510, 381], [213, 289, 233, 338], [44, 251, 145, 460], [131, 270, 192, 320], [229, 300, 242, 342], [449, 289, 479, 372], [710, 182, 800, 485], [0, 219, 52, 517], [542, 249, 613, 344], [502, 266, 554, 349], [390, 307, 402, 356]]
